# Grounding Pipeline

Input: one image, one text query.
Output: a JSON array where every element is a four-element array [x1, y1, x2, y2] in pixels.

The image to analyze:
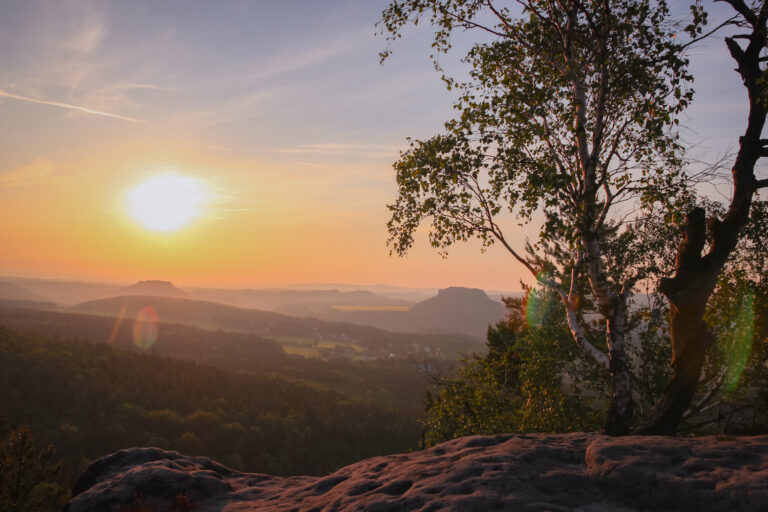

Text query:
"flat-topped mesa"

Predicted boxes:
[[119, 280, 188, 298], [411, 287, 504, 314], [65, 433, 768, 512]]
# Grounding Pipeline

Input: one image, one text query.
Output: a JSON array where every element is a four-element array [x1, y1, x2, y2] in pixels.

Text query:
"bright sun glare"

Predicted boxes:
[[127, 175, 210, 232]]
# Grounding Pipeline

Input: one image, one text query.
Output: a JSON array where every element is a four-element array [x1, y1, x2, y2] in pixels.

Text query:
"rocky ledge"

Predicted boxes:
[[64, 433, 768, 512]]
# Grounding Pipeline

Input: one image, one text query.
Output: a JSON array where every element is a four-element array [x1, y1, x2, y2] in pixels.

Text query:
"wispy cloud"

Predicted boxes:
[[188, 88, 279, 129], [0, 159, 66, 188], [109, 83, 181, 93], [65, 15, 105, 54], [275, 143, 403, 159], [0, 89, 144, 123]]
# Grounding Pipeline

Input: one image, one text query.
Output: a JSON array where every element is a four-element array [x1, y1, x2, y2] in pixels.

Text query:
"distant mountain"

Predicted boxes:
[[0, 281, 51, 302], [72, 295, 300, 334], [187, 287, 411, 315], [1, 277, 122, 306], [70, 295, 482, 357], [326, 287, 507, 340], [410, 286, 506, 325], [0, 304, 284, 368], [284, 283, 438, 302], [119, 280, 188, 298]]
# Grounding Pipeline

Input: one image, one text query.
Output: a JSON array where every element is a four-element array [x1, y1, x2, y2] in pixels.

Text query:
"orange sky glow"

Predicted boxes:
[[0, 1, 749, 292]]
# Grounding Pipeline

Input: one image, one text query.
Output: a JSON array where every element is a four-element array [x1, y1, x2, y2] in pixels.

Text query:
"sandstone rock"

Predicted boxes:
[[64, 433, 768, 512]]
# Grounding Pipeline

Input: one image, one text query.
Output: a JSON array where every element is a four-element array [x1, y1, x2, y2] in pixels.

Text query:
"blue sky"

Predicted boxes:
[[0, 1, 761, 290]]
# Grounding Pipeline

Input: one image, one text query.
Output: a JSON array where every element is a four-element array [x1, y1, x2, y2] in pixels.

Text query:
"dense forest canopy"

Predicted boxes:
[[0, 328, 421, 486]]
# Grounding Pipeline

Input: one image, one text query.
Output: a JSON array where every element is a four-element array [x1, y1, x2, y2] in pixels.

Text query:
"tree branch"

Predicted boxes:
[[682, 371, 726, 420], [680, 15, 740, 51], [486, 1, 514, 33], [718, 0, 758, 26], [563, 300, 610, 369]]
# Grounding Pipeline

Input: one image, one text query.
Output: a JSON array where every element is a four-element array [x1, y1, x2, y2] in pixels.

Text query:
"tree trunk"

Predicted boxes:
[[604, 296, 634, 435], [636, 281, 715, 434], [639, 2, 768, 434], [579, 229, 635, 434]]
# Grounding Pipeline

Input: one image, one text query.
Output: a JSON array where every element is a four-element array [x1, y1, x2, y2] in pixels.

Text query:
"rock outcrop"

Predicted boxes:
[[64, 433, 768, 512]]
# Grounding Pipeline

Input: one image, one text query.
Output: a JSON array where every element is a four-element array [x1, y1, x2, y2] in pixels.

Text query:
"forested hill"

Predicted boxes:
[[69, 294, 483, 356], [0, 280, 50, 302], [329, 287, 506, 340], [0, 304, 285, 365], [0, 305, 432, 406], [0, 328, 420, 484]]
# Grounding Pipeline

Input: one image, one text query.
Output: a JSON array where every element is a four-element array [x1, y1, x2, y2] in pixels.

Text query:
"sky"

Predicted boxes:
[[0, 1, 755, 291]]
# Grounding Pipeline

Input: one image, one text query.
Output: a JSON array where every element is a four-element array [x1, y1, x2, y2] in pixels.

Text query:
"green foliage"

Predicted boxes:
[[0, 305, 434, 408], [0, 426, 69, 512], [0, 328, 420, 483], [687, 199, 768, 433], [422, 289, 606, 445], [423, 350, 520, 443], [381, 1, 693, 260], [626, 293, 673, 417], [379, 1, 707, 433], [422, 200, 768, 441]]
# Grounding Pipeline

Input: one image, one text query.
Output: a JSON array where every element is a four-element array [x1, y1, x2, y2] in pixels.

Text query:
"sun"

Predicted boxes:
[[126, 174, 210, 232]]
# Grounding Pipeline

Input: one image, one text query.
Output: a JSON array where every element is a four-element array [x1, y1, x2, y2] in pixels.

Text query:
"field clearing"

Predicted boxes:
[[272, 336, 365, 359], [319, 340, 365, 352], [332, 305, 412, 312], [282, 345, 320, 357], [271, 335, 315, 345]]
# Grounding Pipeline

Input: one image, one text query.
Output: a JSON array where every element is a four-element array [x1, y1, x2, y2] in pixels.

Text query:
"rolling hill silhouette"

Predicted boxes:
[[1, 277, 122, 305], [119, 280, 188, 298], [327, 287, 506, 340], [187, 287, 411, 315], [70, 295, 482, 356], [0, 281, 52, 303]]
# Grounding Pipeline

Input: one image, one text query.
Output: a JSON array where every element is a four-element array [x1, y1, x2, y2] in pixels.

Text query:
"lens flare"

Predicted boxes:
[[723, 289, 755, 393], [133, 306, 159, 349], [107, 306, 128, 344], [525, 275, 550, 327]]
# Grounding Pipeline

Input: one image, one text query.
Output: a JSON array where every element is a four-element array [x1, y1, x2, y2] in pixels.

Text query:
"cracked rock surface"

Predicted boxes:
[[64, 433, 768, 512]]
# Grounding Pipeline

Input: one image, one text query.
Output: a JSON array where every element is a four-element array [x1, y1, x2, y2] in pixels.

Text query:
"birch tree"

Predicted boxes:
[[380, 0, 699, 434]]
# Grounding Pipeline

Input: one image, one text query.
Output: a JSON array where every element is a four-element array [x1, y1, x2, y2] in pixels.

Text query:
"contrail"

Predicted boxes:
[[0, 89, 145, 124]]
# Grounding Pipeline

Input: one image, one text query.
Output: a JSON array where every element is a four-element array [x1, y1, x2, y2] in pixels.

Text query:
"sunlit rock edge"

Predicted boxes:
[[64, 433, 768, 512]]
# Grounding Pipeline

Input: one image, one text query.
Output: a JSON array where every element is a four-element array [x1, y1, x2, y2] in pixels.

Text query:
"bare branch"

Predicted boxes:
[[568, 248, 584, 304], [679, 15, 740, 50], [564, 301, 610, 369], [718, 0, 758, 26], [682, 371, 726, 420]]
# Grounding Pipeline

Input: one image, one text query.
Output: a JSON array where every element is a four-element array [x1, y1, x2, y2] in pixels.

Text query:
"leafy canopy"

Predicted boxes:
[[382, 0, 696, 286]]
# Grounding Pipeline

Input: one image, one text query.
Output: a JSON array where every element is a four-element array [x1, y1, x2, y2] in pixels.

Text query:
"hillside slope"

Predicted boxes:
[[2, 277, 122, 305], [70, 295, 483, 357], [0, 328, 419, 481], [0, 280, 51, 302], [0, 305, 432, 406], [188, 287, 412, 314], [329, 287, 506, 339]]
